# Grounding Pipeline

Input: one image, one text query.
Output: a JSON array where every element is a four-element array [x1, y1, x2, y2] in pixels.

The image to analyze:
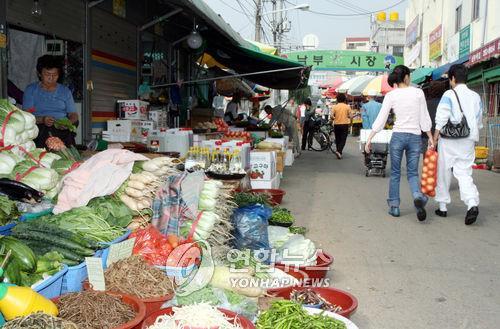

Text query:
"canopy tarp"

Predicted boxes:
[[247, 40, 278, 55], [411, 67, 434, 84], [204, 43, 311, 90], [362, 74, 393, 96], [347, 76, 375, 96], [431, 55, 469, 80], [337, 76, 372, 95]]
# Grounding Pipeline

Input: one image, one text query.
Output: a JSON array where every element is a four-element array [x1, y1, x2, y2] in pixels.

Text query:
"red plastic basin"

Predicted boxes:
[[276, 251, 334, 280], [249, 188, 286, 205], [266, 286, 358, 319], [53, 291, 146, 329], [271, 267, 310, 288], [83, 281, 173, 318], [140, 307, 255, 329]]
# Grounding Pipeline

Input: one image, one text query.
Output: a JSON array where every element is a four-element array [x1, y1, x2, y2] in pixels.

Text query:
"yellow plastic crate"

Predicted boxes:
[[475, 146, 489, 159]]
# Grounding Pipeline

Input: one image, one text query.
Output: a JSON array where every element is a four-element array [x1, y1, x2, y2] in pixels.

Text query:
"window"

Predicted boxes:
[[393, 46, 404, 57], [455, 5, 462, 33], [472, 0, 480, 20]]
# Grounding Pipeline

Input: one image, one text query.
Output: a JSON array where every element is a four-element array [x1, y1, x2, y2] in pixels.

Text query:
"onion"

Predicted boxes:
[[422, 166, 429, 173], [429, 154, 438, 162], [427, 163, 436, 170], [421, 173, 428, 179], [424, 158, 430, 165]]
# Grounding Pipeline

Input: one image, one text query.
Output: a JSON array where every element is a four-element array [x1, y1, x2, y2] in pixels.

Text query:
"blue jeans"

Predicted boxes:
[[388, 132, 427, 207]]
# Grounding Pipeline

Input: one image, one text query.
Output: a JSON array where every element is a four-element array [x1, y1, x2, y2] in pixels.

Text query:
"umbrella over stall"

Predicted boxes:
[[345, 76, 375, 97], [362, 74, 393, 96]]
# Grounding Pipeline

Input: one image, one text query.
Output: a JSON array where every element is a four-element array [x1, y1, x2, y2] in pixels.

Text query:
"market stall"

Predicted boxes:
[[0, 95, 359, 328]]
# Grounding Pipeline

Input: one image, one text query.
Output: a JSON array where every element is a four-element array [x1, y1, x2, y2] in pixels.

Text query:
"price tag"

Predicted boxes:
[[106, 238, 136, 267], [85, 257, 105, 291]]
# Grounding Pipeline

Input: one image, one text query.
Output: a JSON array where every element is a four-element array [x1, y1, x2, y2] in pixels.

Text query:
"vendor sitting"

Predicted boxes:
[[23, 55, 78, 148]]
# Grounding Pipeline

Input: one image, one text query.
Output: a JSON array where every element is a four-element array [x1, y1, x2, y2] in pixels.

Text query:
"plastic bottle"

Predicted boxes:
[[0, 281, 58, 320]]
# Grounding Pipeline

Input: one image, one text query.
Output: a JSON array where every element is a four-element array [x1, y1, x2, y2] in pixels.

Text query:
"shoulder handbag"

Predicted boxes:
[[440, 89, 470, 138]]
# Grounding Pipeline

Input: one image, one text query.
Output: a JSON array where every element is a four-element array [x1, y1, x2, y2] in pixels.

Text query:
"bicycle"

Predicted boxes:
[[310, 118, 336, 153]]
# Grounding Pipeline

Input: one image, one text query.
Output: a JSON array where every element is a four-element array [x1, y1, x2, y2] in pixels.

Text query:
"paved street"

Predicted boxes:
[[280, 138, 500, 329]]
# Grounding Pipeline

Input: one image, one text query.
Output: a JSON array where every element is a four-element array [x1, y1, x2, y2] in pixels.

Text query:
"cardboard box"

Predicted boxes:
[[276, 150, 285, 172], [117, 100, 149, 120], [265, 137, 288, 151], [148, 110, 168, 128], [105, 120, 155, 143], [250, 150, 276, 180], [251, 173, 281, 189]]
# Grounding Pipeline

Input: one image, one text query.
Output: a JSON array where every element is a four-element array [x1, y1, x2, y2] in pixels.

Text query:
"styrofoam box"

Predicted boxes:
[[285, 148, 294, 166], [148, 110, 168, 128], [360, 129, 392, 144], [265, 137, 289, 151], [250, 151, 277, 181], [251, 173, 281, 189], [117, 100, 149, 120], [105, 120, 156, 143]]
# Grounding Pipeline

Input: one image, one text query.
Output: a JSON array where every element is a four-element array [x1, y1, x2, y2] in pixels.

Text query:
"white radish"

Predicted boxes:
[[129, 173, 154, 184], [120, 194, 139, 211], [127, 180, 146, 190], [125, 187, 143, 198], [142, 160, 161, 172]]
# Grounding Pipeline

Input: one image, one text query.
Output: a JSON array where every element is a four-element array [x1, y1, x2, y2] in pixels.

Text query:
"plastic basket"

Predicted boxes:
[[95, 230, 132, 267], [0, 222, 16, 236], [60, 261, 88, 294], [33, 265, 69, 299], [475, 146, 489, 159]]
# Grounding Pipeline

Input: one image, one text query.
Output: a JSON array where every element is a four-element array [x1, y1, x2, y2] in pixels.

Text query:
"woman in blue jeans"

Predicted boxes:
[[365, 66, 435, 221]]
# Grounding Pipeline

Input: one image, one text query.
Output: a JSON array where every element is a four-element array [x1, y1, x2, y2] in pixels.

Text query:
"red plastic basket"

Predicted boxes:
[[266, 286, 358, 318], [276, 251, 334, 280], [249, 188, 286, 205]]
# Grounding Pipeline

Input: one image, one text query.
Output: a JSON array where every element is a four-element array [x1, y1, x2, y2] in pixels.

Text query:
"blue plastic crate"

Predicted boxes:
[[0, 222, 16, 236], [97, 230, 132, 268], [60, 262, 88, 294], [33, 264, 68, 299]]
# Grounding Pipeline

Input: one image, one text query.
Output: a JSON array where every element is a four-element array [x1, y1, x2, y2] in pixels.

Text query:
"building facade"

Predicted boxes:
[[370, 13, 405, 57], [341, 37, 370, 52], [404, 0, 499, 68]]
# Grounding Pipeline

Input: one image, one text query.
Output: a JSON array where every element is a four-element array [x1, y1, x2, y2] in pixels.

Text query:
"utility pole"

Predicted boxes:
[[272, 0, 277, 48], [254, 0, 262, 42]]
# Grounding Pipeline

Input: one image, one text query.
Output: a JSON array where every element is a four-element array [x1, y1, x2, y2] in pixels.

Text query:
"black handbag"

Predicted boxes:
[[440, 89, 470, 138]]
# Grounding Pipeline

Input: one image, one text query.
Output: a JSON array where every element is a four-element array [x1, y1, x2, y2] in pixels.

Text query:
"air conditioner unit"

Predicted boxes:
[[45, 39, 64, 55]]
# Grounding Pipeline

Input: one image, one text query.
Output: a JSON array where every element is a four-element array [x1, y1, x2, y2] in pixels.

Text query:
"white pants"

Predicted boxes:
[[435, 138, 479, 209]]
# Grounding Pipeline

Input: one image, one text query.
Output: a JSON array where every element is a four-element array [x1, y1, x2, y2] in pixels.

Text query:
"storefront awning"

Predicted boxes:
[[205, 43, 311, 90], [411, 67, 434, 84], [431, 55, 469, 80]]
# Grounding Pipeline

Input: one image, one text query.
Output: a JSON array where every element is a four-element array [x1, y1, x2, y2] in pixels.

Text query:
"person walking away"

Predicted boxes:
[[365, 65, 435, 220], [433, 64, 482, 225], [361, 90, 382, 129], [301, 99, 314, 151], [264, 104, 300, 155], [330, 93, 352, 159], [23, 55, 79, 148]]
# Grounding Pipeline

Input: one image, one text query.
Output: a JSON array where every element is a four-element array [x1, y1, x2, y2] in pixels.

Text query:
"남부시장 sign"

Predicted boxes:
[[284, 50, 403, 71]]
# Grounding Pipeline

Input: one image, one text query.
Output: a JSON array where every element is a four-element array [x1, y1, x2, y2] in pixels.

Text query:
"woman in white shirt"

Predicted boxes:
[[365, 65, 435, 220]]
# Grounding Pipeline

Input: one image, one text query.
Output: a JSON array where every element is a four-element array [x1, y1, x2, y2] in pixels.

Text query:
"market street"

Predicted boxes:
[[281, 137, 500, 329]]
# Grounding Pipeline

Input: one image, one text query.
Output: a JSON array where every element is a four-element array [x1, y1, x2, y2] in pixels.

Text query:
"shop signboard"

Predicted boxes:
[[406, 41, 421, 66], [429, 24, 443, 61], [406, 15, 419, 46], [459, 25, 471, 58], [469, 37, 500, 65], [447, 32, 460, 63], [283, 50, 403, 71]]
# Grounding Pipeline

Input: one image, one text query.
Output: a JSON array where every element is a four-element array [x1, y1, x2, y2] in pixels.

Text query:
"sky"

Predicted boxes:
[[202, 0, 408, 50]]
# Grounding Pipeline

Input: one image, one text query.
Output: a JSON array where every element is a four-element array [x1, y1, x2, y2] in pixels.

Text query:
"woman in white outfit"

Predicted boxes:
[[433, 64, 483, 225]]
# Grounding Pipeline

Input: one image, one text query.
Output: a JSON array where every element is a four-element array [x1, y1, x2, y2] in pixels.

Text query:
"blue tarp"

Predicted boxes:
[[431, 55, 469, 80]]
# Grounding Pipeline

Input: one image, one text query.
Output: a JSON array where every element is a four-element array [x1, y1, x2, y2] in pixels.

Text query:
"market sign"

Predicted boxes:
[[406, 41, 421, 66], [459, 25, 471, 58], [469, 37, 500, 65], [447, 32, 460, 63], [283, 50, 403, 71], [406, 15, 419, 47], [429, 24, 443, 61]]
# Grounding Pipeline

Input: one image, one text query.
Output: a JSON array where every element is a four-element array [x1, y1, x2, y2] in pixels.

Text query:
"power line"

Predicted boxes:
[[307, 0, 406, 17], [216, 0, 248, 16]]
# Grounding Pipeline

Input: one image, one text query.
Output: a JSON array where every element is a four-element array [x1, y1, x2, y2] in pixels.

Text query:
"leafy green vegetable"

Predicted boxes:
[[270, 207, 294, 225], [289, 226, 307, 235], [257, 300, 347, 329], [87, 196, 133, 228], [233, 192, 271, 207], [51, 159, 75, 175], [0, 195, 20, 225], [54, 118, 76, 132], [176, 286, 220, 306]]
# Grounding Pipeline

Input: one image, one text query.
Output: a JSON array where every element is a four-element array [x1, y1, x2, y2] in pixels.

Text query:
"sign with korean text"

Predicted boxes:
[[447, 32, 460, 63], [469, 37, 500, 65], [429, 24, 443, 61], [459, 25, 471, 58], [283, 50, 403, 71], [406, 15, 419, 46]]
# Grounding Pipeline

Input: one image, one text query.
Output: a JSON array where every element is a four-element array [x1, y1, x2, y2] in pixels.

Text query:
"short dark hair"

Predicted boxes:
[[336, 93, 347, 103], [448, 64, 467, 84], [304, 98, 312, 106], [36, 55, 63, 81], [388, 65, 411, 87], [264, 105, 273, 111]]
